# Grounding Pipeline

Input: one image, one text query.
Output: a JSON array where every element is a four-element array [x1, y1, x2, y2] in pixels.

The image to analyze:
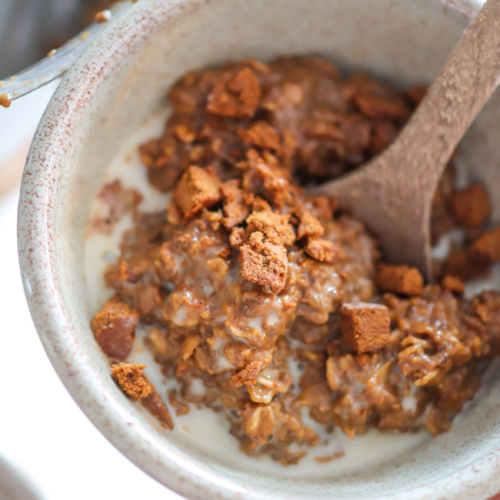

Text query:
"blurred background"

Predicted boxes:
[[0, 0, 112, 79], [0, 0, 181, 498]]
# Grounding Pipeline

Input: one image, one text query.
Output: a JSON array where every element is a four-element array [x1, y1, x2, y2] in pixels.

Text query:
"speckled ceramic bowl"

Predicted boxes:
[[18, 0, 500, 498]]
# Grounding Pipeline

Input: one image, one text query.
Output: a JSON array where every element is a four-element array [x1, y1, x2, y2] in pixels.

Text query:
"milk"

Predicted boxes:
[[86, 107, 471, 478]]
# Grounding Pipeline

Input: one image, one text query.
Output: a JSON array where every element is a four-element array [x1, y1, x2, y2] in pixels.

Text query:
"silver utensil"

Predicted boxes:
[[0, 1, 132, 108]]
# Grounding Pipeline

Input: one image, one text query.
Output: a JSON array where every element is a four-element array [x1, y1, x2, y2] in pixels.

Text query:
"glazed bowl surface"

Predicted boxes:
[[18, 0, 500, 499]]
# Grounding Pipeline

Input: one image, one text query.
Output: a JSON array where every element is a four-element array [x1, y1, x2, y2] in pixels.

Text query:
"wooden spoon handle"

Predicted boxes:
[[380, 0, 500, 194]]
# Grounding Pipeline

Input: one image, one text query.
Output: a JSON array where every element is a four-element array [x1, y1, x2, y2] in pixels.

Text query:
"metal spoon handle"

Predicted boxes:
[[0, 1, 133, 108]]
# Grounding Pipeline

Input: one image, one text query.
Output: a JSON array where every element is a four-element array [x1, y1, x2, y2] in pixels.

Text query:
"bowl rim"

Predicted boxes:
[[17, 0, 500, 499]]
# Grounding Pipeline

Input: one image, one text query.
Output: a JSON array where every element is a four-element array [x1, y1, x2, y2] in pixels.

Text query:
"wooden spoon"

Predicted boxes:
[[312, 0, 500, 279]]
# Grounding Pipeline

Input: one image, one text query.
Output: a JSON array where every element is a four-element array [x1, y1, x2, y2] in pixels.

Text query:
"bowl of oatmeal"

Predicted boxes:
[[18, 0, 500, 498]]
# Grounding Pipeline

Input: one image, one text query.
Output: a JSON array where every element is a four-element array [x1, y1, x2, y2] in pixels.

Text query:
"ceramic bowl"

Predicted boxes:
[[18, 0, 500, 498]]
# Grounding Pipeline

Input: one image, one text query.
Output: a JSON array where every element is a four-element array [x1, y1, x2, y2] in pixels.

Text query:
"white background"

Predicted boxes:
[[0, 82, 181, 500]]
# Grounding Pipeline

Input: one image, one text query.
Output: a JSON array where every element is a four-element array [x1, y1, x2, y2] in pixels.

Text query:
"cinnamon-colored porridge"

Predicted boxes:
[[88, 57, 500, 466]]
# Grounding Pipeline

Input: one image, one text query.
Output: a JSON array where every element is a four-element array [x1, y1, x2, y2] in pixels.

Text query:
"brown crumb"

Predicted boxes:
[[138, 138, 162, 169], [221, 180, 250, 229], [91, 180, 143, 235], [141, 393, 174, 429], [297, 209, 324, 240], [470, 227, 500, 264], [426, 407, 451, 436], [91, 296, 139, 360], [229, 227, 246, 247], [174, 166, 222, 218], [325, 357, 338, 390], [369, 121, 398, 155], [354, 93, 410, 121], [251, 196, 272, 213], [246, 211, 296, 246], [182, 333, 202, 360], [207, 67, 261, 119], [241, 402, 275, 443], [442, 248, 489, 281], [304, 237, 342, 264], [306, 195, 338, 221], [176, 363, 188, 377], [111, 362, 155, 401], [340, 303, 391, 353], [216, 246, 231, 259], [305, 121, 345, 141], [94, 9, 111, 22], [166, 201, 183, 225], [240, 232, 288, 292], [406, 85, 427, 106], [442, 274, 465, 295], [314, 451, 345, 463], [229, 361, 262, 387], [376, 264, 424, 296], [238, 122, 281, 150], [174, 123, 196, 143], [148, 328, 169, 355], [356, 353, 371, 366], [451, 184, 491, 229], [0, 92, 12, 108], [251, 157, 295, 208], [168, 390, 190, 416]]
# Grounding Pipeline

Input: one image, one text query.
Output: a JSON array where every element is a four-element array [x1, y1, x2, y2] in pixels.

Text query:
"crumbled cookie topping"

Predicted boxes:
[[90, 57, 500, 466]]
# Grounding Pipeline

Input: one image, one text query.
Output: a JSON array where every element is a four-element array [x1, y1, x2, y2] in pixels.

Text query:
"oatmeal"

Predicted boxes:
[[89, 57, 500, 466]]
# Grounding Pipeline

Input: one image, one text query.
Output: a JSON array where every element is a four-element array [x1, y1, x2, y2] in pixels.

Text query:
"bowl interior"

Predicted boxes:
[[20, 0, 500, 499]]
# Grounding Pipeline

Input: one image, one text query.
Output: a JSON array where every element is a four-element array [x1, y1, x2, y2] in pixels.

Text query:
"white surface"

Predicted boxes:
[[0, 85, 181, 500]]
